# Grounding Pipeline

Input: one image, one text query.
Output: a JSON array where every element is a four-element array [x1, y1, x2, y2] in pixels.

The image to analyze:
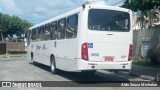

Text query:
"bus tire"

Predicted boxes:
[[31, 52, 36, 65], [50, 56, 57, 74], [31, 52, 34, 64]]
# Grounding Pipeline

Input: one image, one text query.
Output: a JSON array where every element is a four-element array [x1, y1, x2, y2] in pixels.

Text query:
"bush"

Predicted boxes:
[[133, 60, 160, 68], [145, 47, 160, 64]]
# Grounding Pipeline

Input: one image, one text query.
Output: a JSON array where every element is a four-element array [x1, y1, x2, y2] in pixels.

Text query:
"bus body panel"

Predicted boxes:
[[87, 31, 132, 62], [55, 39, 78, 71], [78, 59, 132, 70], [29, 41, 53, 66], [28, 39, 79, 71], [88, 42, 130, 62]]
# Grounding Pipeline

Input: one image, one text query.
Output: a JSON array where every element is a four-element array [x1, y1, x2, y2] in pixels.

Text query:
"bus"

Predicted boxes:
[[27, 4, 133, 74]]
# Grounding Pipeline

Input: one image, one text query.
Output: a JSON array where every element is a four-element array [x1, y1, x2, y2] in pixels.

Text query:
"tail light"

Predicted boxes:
[[128, 44, 133, 61], [81, 42, 89, 61]]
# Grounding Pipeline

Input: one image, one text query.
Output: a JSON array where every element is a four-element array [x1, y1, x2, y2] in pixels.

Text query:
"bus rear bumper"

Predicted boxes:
[[78, 59, 132, 71]]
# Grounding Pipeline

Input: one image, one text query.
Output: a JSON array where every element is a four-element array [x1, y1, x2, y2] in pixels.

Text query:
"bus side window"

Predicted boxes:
[[44, 24, 50, 41], [39, 26, 45, 41], [31, 29, 36, 41], [50, 22, 57, 40], [58, 18, 66, 39], [66, 14, 78, 39], [35, 27, 40, 41]]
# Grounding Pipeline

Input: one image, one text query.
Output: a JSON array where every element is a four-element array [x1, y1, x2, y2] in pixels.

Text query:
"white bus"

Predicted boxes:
[[27, 4, 133, 74]]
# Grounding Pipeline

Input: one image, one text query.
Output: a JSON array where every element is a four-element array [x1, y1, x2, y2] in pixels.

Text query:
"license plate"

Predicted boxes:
[[104, 56, 114, 62]]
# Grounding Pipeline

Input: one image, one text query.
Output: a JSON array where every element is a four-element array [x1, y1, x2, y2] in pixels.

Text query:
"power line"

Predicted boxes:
[[85, 0, 101, 4], [110, 0, 124, 6], [71, 0, 81, 6], [15, 5, 80, 16], [27, 19, 48, 21]]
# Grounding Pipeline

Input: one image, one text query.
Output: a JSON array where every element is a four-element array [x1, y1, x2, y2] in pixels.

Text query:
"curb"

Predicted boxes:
[[0, 55, 26, 58], [0, 56, 23, 58], [117, 71, 157, 82], [139, 75, 155, 81]]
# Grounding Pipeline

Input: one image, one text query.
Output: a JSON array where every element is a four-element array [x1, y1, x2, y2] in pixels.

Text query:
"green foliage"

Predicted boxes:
[[145, 47, 160, 64], [122, 0, 160, 28], [133, 60, 160, 68], [136, 11, 147, 29], [146, 9, 160, 27], [0, 13, 33, 37], [122, 0, 160, 12], [136, 9, 160, 28]]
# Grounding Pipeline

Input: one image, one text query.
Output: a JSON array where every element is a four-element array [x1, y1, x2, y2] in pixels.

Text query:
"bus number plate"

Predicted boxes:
[[104, 56, 114, 62]]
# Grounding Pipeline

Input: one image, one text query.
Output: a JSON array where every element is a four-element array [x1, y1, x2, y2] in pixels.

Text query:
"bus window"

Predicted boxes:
[[50, 22, 57, 40], [58, 18, 66, 39], [44, 24, 50, 40], [66, 14, 78, 39], [31, 29, 36, 41], [35, 27, 40, 41], [88, 9, 130, 31], [39, 26, 45, 41]]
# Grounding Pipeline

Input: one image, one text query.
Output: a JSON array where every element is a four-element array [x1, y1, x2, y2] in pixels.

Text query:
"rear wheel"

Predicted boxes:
[[31, 53, 35, 64], [31, 53, 34, 63], [50, 56, 57, 74]]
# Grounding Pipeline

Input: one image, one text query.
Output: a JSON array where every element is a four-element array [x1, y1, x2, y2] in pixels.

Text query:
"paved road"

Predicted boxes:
[[0, 57, 159, 90], [0, 57, 138, 81]]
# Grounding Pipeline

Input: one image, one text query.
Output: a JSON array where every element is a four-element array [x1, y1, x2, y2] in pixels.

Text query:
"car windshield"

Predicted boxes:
[[88, 9, 130, 32]]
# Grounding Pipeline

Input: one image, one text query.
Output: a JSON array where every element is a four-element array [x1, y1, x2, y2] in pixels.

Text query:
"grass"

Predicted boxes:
[[133, 60, 160, 68], [0, 54, 26, 58]]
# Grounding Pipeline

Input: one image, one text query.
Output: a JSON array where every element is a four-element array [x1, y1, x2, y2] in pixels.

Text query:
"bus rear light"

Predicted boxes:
[[81, 43, 89, 61], [128, 44, 133, 61]]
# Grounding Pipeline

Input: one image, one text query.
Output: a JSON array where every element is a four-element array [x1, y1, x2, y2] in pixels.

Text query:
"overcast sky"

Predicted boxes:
[[0, 0, 124, 24]]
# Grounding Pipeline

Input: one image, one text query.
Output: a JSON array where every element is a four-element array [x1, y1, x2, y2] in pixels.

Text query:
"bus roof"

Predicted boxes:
[[29, 5, 131, 30]]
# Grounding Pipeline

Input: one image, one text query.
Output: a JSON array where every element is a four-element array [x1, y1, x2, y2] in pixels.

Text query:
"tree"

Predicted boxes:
[[136, 9, 159, 28], [0, 13, 32, 39], [122, 0, 160, 28], [146, 9, 159, 27], [122, 0, 160, 12], [136, 11, 147, 29]]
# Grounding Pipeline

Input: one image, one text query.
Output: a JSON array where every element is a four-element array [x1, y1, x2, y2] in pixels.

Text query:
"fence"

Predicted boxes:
[[133, 27, 160, 59], [0, 42, 25, 55]]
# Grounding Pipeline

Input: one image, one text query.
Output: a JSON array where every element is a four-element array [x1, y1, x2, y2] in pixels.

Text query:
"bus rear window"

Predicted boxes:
[[88, 9, 130, 32]]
